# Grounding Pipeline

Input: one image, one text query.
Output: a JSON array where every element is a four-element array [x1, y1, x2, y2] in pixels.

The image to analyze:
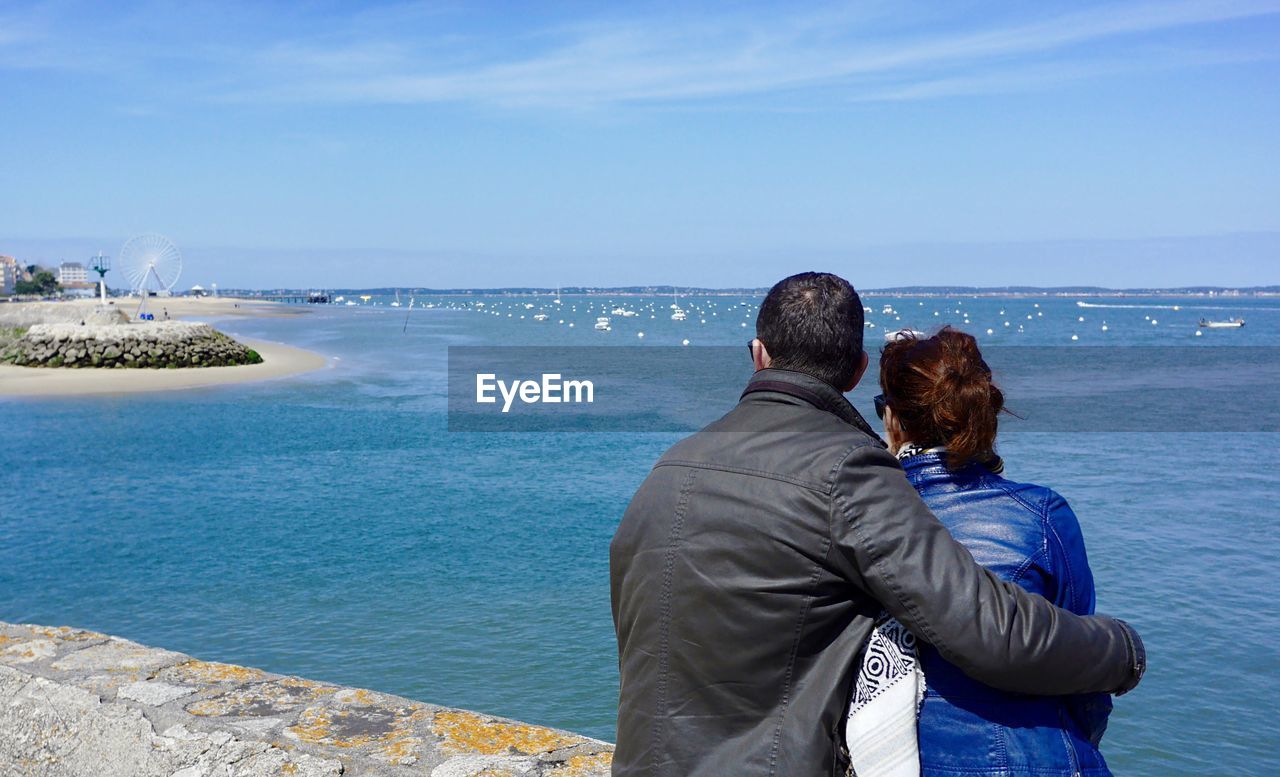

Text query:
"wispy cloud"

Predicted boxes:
[[5, 0, 1280, 109], [223, 0, 1280, 108]]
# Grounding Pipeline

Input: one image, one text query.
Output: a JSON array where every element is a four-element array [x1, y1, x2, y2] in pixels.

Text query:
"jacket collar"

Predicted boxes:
[[741, 368, 884, 443], [900, 449, 1005, 479]]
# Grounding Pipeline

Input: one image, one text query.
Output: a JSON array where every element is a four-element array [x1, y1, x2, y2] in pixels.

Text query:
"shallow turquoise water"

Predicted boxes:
[[2, 295, 1277, 774]]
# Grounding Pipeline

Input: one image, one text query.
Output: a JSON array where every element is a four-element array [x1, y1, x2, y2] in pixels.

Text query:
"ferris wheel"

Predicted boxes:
[[118, 233, 182, 295]]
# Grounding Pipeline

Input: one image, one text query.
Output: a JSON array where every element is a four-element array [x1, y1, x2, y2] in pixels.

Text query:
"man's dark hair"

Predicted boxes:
[[756, 272, 865, 389]]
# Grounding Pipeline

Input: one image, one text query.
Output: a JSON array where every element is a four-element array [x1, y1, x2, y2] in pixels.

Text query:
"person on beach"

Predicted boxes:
[[610, 272, 1144, 776], [861, 327, 1113, 776]]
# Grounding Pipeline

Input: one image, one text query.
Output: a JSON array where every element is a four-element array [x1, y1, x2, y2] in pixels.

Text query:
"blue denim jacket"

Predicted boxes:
[[903, 452, 1112, 777]]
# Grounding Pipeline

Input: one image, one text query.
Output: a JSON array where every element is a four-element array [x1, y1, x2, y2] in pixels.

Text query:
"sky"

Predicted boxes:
[[2, 0, 1278, 289]]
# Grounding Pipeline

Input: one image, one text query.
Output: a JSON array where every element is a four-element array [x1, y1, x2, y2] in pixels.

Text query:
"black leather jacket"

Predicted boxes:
[[610, 368, 1143, 777]]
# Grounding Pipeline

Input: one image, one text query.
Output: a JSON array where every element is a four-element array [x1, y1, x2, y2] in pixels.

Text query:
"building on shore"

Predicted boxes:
[[0, 256, 18, 295], [58, 261, 89, 285]]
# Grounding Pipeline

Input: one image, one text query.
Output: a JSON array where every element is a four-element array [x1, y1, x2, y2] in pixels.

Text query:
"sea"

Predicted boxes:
[[3, 293, 1278, 775]]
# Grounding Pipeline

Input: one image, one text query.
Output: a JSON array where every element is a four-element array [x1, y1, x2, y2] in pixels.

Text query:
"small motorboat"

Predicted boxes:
[[671, 309, 687, 321], [1199, 318, 1245, 329], [532, 313, 548, 321], [594, 316, 612, 331]]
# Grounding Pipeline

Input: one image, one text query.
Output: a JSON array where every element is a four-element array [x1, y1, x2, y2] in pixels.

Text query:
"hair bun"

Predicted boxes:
[[878, 326, 1003, 468]]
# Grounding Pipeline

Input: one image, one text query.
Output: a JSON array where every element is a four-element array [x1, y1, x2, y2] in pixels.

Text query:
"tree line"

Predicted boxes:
[[11, 265, 63, 296]]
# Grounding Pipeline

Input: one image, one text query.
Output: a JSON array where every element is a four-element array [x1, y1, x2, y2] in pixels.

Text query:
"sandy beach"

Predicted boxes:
[[0, 297, 327, 398], [0, 296, 306, 327]]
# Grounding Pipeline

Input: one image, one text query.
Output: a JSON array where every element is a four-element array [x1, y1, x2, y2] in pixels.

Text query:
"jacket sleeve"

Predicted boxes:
[[831, 444, 1143, 696], [1043, 490, 1116, 746]]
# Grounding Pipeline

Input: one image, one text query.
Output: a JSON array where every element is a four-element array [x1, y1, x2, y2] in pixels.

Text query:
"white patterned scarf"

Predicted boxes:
[[845, 616, 925, 777], [843, 443, 939, 777]]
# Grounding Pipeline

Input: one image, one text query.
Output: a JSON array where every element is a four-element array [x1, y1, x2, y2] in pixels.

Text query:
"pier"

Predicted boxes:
[[255, 291, 333, 304]]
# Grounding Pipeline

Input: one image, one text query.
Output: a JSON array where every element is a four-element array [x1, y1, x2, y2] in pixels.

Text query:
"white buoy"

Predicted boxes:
[[1071, 334, 1079, 341], [1151, 319, 1158, 325], [1078, 316, 1085, 322], [1102, 325, 1109, 332], [638, 332, 645, 338], [1195, 330, 1203, 337], [682, 339, 690, 346], [986, 328, 995, 335]]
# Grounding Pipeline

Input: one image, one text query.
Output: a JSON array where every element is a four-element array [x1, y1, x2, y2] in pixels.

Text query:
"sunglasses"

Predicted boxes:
[[873, 394, 888, 420]]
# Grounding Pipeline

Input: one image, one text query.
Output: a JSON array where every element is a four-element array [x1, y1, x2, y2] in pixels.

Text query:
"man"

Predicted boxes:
[[610, 272, 1144, 776]]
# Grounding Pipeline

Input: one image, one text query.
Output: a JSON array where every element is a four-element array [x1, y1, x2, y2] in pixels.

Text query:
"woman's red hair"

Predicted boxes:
[[879, 327, 1004, 468]]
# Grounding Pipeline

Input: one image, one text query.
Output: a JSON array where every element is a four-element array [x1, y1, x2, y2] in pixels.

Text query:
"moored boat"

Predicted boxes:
[[1199, 318, 1245, 328]]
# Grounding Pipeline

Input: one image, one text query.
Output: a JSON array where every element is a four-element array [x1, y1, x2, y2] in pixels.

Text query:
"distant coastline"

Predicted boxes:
[[223, 285, 1280, 298]]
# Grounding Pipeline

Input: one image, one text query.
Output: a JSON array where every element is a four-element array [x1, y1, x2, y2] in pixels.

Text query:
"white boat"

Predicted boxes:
[[532, 313, 548, 321], [1199, 318, 1245, 329], [669, 288, 685, 318], [390, 289, 402, 308], [345, 300, 357, 306], [594, 316, 611, 331]]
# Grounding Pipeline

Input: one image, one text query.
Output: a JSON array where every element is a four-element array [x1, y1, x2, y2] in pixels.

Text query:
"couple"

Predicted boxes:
[[610, 272, 1145, 776]]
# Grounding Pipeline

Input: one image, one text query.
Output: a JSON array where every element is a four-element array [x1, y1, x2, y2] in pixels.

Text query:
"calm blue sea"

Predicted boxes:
[[3, 294, 1278, 774]]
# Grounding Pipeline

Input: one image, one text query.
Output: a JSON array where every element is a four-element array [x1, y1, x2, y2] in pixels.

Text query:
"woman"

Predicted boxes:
[[875, 327, 1112, 777]]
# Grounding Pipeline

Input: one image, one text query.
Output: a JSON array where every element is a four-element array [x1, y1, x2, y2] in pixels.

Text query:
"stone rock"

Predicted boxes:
[[116, 680, 195, 707], [6, 322, 262, 370], [0, 621, 612, 776]]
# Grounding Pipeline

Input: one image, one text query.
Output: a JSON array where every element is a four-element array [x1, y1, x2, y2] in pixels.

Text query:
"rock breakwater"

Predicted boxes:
[[1, 322, 263, 369], [0, 622, 613, 776]]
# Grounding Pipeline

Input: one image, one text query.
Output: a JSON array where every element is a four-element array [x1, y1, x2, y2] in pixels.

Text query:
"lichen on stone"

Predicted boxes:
[[168, 658, 269, 685], [431, 711, 584, 757]]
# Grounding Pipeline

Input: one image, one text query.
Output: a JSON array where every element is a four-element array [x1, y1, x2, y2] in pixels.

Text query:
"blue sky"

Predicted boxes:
[[2, 0, 1278, 289]]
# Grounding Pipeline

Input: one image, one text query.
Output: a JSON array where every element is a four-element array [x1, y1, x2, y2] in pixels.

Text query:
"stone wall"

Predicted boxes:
[[1, 322, 263, 369], [0, 622, 613, 777]]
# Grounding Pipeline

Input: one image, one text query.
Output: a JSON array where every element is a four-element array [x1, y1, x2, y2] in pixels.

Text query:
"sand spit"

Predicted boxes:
[[0, 337, 326, 398], [0, 297, 327, 398], [0, 296, 305, 328]]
